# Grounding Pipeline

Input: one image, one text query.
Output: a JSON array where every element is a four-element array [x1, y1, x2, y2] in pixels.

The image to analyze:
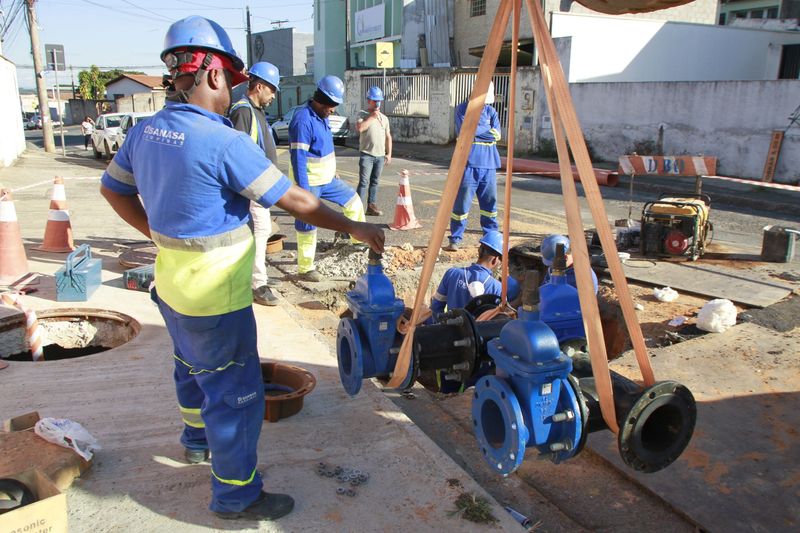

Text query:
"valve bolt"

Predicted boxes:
[[549, 440, 573, 452], [452, 362, 470, 371], [552, 410, 575, 422], [453, 338, 472, 348]]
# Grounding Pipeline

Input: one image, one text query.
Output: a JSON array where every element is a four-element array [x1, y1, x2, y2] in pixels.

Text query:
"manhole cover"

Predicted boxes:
[[0, 309, 140, 362]]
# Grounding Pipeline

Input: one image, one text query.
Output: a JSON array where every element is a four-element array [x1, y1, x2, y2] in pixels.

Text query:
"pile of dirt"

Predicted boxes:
[[314, 244, 370, 278]]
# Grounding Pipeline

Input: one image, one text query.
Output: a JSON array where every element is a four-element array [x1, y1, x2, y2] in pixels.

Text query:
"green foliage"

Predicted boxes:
[[77, 66, 146, 100], [449, 492, 497, 524]]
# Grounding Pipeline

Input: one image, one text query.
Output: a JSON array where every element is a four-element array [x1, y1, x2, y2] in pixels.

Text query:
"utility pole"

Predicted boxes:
[[246, 5, 252, 68], [345, 0, 351, 70], [25, 0, 55, 153]]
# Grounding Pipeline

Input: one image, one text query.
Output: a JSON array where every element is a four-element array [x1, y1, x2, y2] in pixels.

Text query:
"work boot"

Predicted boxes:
[[300, 270, 324, 282], [213, 490, 295, 521], [184, 448, 209, 464], [366, 203, 383, 216], [253, 286, 279, 306], [443, 241, 460, 252]]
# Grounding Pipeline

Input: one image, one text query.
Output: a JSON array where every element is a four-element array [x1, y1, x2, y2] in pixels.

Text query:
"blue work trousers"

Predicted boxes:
[[356, 152, 385, 205], [155, 291, 265, 513], [449, 167, 498, 244]]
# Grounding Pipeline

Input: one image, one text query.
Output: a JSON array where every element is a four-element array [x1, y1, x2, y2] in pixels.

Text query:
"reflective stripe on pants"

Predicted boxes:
[[155, 290, 264, 514], [449, 166, 499, 244], [295, 178, 365, 271]]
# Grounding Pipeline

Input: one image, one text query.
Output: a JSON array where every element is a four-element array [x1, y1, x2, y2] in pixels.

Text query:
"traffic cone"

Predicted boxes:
[[389, 170, 422, 231], [36, 176, 74, 253], [0, 190, 30, 285]]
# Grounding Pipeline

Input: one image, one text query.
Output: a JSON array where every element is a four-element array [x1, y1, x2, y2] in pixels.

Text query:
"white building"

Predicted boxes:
[[105, 74, 164, 100], [0, 53, 26, 167]]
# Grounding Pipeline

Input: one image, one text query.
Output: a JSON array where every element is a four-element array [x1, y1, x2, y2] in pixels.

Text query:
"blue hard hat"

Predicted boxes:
[[541, 234, 570, 266], [162, 16, 244, 71], [479, 230, 504, 256], [507, 276, 521, 301], [249, 62, 280, 91], [366, 86, 384, 101], [318, 75, 345, 104]]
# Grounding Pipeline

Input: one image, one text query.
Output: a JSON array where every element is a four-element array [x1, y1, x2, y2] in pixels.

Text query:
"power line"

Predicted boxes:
[[119, 0, 173, 22], [78, 0, 172, 24]]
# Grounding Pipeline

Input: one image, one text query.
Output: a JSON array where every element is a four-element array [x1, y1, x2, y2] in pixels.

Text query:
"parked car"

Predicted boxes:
[[271, 105, 350, 145], [91, 112, 126, 160], [115, 111, 156, 150], [26, 114, 42, 130]]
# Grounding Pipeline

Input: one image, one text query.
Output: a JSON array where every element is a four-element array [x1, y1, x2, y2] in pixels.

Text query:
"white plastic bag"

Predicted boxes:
[[34, 418, 101, 461], [696, 299, 737, 333], [653, 287, 679, 302], [668, 316, 687, 327]]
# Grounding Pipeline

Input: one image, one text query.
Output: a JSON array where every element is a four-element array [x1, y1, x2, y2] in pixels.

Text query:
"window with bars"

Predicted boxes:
[[470, 0, 486, 17], [360, 75, 431, 117]]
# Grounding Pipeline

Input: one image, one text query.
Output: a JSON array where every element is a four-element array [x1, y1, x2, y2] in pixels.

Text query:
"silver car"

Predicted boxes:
[[115, 112, 156, 150], [271, 105, 350, 146]]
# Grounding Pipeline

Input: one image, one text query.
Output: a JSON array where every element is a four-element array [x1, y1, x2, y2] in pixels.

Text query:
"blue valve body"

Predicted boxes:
[[337, 262, 406, 396], [538, 270, 585, 345]]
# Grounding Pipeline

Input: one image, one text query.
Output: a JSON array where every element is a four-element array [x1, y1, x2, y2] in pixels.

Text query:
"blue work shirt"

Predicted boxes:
[[455, 102, 501, 169], [289, 101, 336, 189], [101, 101, 292, 316], [430, 264, 501, 317]]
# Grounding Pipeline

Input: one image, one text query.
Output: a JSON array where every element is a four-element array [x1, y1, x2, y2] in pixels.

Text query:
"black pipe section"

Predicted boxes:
[[571, 354, 696, 472]]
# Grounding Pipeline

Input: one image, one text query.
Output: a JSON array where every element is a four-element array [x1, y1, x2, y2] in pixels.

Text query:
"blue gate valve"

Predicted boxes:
[[472, 294, 583, 475], [337, 250, 408, 396], [539, 244, 586, 346]]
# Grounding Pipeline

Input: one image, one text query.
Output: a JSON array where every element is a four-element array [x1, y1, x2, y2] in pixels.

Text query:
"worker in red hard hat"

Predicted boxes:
[[101, 16, 384, 522]]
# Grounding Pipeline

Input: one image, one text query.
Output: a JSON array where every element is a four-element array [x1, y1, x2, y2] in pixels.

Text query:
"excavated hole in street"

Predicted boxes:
[[0, 309, 140, 362]]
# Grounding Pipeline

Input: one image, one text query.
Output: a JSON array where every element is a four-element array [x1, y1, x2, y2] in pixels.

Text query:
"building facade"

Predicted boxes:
[[250, 27, 313, 76]]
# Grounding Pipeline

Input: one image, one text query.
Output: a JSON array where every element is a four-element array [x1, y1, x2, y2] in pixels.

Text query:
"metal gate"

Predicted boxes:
[[450, 73, 510, 145]]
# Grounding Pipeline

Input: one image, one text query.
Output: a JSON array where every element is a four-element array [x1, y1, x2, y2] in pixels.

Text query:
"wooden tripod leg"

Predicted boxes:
[[525, 0, 655, 388], [386, 0, 513, 388]]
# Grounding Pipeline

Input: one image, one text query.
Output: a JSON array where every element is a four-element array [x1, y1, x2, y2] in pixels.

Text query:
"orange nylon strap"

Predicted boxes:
[[386, 1, 513, 388]]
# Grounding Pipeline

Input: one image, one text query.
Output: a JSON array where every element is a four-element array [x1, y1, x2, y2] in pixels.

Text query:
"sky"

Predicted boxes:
[[0, 0, 315, 89]]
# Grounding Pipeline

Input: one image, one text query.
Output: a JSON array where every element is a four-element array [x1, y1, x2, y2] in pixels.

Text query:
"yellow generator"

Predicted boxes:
[[640, 194, 712, 261]]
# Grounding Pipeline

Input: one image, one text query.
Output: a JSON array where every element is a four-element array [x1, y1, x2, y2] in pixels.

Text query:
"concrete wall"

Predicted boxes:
[[115, 92, 165, 114], [535, 80, 800, 183], [105, 79, 155, 99], [552, 12, 800, 82], [253, 28, 313, 77], [0, 56, 25, 167], [264, 75, 317, 118], [65, 99, 112, 125]]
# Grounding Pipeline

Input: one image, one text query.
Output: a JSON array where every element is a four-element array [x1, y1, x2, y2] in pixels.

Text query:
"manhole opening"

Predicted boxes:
[[0, 309, 140, 362]]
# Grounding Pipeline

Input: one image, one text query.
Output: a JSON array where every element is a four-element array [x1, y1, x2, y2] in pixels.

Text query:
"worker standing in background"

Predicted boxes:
[[100, 16, 384, 521], [289, 75, 366, 282], [355, 86, 392, 216], [446, 81, 501, 252], [540, 234, 598, 292], [229, 61, 282, 306]]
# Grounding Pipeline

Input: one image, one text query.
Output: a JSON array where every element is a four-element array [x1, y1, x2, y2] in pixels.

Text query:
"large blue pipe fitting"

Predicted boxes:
[[337, 254, 407, 396], [539, 270, 585, 346], [472, 318, 584, 476]]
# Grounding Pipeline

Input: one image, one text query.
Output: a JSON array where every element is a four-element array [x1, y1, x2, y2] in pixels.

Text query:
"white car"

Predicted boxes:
[[91, 113, 126, 160], [115, 112, 156, 150], [271, 105, 349, 145]]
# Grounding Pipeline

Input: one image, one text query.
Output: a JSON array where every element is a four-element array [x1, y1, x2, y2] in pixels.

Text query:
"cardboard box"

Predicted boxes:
[[0, 468, 67, 533]]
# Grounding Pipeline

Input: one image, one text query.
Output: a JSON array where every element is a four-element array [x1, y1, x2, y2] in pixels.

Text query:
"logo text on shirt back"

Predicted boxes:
[[143, 125, 186, 147]]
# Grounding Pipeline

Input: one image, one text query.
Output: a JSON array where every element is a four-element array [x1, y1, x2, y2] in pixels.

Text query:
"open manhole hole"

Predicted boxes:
[[0, 309, 140, 362]]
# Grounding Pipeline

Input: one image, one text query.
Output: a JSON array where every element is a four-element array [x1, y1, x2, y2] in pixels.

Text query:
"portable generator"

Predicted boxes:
[[640, 194, 712, 261]]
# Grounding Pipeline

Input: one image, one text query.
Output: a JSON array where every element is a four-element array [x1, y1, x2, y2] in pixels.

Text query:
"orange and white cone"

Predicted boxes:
[[389, 170, 422, 231], [0, 190, 30, 286], [36, 176, 74, 253], [1, 292, 44, 361]]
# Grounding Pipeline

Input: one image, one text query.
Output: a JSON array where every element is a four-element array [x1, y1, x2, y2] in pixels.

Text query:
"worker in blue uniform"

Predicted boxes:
[[430, 230, 519, 319], [446, 81, 501, 252], [541, 234, 598, 292], [289, 75, 366, 282], [229, 61, 282, 306], [100, 16, 384, 522]]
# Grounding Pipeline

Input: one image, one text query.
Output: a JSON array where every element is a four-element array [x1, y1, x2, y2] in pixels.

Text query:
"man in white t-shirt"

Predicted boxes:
[[355, 86, 392, 216]]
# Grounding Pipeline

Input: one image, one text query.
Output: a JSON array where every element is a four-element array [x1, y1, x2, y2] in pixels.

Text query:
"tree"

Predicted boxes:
[[77, 66, 146, 100]]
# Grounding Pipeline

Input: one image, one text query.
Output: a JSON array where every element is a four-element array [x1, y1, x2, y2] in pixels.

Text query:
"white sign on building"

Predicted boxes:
[[354, 4, 385, 42]]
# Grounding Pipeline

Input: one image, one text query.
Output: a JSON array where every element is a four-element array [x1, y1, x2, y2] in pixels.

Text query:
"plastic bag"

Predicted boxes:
[[696, 299, 737, 333], [653, 287, 679, 302], [34, 418, 101, 461]]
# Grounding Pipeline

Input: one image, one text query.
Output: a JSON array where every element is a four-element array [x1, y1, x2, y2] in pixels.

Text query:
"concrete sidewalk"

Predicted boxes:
[[0, 148, 522, 531]]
